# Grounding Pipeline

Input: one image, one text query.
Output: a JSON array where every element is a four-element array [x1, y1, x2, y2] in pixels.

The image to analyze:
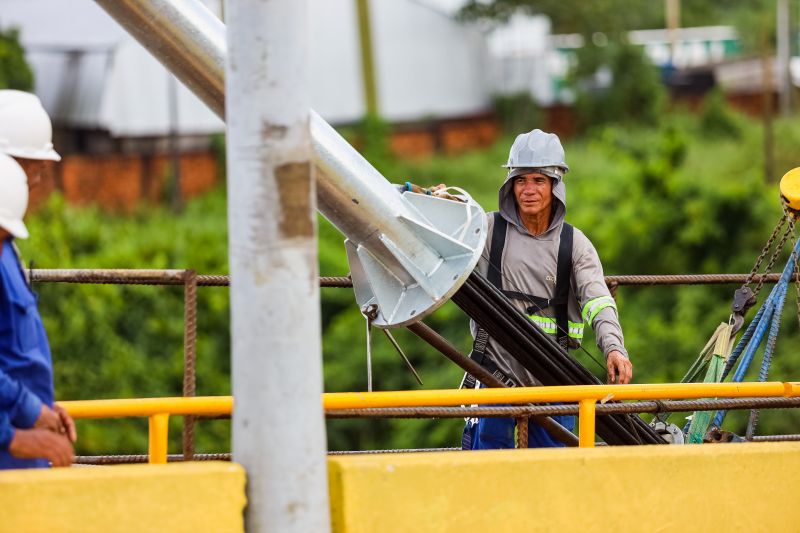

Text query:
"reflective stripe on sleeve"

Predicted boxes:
[[528, 315, 584, 340], [581, 296, 617, 325]]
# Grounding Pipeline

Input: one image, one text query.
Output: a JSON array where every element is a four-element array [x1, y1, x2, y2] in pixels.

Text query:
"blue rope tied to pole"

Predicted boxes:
[[711, 236, 800, 428]]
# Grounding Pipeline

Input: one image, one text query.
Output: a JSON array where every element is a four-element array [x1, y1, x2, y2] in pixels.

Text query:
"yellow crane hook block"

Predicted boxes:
[[779, 167, 800, 214]]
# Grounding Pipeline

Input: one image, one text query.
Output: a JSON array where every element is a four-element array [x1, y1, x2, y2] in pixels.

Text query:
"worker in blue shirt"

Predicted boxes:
[[0, 91, 76, 468], [0, 400, 72, 468]]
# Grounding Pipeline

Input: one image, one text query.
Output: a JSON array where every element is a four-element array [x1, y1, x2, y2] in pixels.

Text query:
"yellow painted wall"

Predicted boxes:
[[0, 462, 245, 533], [5, 443, 799, 532], [328, 442, 800, 533]]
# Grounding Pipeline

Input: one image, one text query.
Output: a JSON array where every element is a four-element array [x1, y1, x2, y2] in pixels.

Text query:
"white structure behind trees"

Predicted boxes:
[[1, 0, 492, 139]]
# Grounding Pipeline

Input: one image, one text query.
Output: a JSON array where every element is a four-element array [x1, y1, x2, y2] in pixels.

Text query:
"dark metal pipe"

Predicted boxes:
[[406, 322, 505, 388], [453, 275, 645, 444], [406, 321, 579, 447], [454, 273, 664, 445]]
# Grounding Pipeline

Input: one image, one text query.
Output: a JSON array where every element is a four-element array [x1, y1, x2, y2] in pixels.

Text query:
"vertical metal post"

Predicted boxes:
[[225, 1, 330, 531], [355, 0, 378, 116], [665, 0, 680, 66], [777, 0, 792, 115], [516, 417, 529, 449], [578, 399, 596, 448], [149, 413, 170, 464], [182, 269, 198, 460], [168, 73, 184, 211], [762, 20, 775, 182]]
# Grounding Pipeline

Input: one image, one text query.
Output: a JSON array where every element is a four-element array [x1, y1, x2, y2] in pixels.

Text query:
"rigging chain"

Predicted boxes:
[[744, 214, 792, 299]]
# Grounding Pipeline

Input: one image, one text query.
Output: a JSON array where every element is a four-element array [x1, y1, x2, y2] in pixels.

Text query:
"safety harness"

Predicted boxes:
[[462, 212, 574, 389]]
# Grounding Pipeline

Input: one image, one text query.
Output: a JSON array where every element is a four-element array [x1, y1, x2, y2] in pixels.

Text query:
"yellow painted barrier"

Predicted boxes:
[[0, 462, 246, 533], [58, 381, 800, 457], [148, 413, 170, 464], [327, 442, 800, 533], [322, 381, 799, 409], [62, 396, 233, 418], [578, 399, 596, 447]]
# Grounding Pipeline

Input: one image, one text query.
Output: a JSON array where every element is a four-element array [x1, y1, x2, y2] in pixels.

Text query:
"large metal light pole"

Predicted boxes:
[[224, 1, 330, 531]]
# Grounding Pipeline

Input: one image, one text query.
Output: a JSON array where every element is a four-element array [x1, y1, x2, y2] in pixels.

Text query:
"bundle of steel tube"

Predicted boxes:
[[452, 272, 665, 445]]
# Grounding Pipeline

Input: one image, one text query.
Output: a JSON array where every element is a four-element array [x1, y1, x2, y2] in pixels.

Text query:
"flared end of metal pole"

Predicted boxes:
[[347, 191, 487, 327]]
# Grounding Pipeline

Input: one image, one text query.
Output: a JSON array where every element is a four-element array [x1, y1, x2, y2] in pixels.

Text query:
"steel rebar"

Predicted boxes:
[[30, 270, 797, 288]]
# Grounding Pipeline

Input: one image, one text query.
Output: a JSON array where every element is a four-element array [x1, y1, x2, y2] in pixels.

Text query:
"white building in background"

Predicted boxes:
[[0, 0, 491, 141], [1, 0, 750, 142], [485, 14, 557, 105], [629, 26, 740, 69]]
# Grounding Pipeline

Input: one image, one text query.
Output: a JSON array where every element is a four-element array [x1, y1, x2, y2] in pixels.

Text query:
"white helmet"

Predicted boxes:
[[0, 153, 29, 239], [0, 90, 61, 161], [502, 129, 568, 180]]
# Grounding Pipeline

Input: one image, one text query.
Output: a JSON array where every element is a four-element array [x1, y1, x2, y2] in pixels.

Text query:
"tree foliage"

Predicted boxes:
[[0, 27, 33, 91], [570, 42, 666, 129]]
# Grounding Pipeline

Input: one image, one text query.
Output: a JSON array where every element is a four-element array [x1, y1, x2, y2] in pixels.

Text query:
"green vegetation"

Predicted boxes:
[[569, 41, 666, 130], [17, 106, 800, 455], [492, 92, 542, 135], [0, 27, 34, 91]]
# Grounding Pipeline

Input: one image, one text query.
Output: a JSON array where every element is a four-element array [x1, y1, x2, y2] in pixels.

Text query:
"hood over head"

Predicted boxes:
[[499, 129, 568, 235], [499, 171, 566, 236]]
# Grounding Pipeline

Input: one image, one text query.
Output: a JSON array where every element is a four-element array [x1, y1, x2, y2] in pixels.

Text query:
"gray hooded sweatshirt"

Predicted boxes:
[[471, 173, 627, 387]]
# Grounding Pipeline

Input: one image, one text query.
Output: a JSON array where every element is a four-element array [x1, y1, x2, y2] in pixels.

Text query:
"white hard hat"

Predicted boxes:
[[0, 90, 61, 161], [502, 129, 568, 180], [0, 153, 29, 239]]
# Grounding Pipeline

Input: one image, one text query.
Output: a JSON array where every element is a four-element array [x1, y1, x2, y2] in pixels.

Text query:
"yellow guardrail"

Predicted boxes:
[[62, 397, 232, 464], [60, 381, 800, 461]]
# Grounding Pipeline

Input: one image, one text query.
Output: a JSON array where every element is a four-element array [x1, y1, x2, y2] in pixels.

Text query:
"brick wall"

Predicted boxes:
[[29, 151, 218, 211], [390, 115, 500, 158]]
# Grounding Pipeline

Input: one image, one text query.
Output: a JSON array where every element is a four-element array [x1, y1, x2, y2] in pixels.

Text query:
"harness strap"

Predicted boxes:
[[460, 341, 517, 390], [487, 212, 507, 289], [555, 223, 574, 348], [464, 213, 575, 389]]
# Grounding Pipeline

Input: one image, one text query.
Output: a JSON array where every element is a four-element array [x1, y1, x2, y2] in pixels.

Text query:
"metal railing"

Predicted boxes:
[[33, 268, 800, 458], [59, 381, 800, 462]]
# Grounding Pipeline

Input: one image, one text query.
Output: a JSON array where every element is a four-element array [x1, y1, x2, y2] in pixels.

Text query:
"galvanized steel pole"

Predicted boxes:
[[93, 0, 226, 117], [224, 1, 330, 531]]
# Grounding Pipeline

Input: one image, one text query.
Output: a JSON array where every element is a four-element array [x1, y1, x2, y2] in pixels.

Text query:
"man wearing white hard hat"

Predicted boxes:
[[0, 94, 76, 468], [0, 90, 61, 191]]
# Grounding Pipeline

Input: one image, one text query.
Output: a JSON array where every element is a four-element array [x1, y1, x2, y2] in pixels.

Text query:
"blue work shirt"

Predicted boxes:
[[0, 238, 53, 469], [0, 410, 14, 452]]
